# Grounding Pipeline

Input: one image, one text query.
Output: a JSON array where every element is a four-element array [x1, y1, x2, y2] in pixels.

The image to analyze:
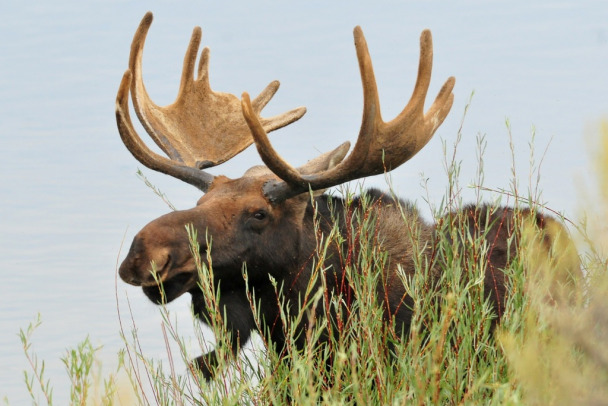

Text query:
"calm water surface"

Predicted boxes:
[[1, 1, 607, 403]]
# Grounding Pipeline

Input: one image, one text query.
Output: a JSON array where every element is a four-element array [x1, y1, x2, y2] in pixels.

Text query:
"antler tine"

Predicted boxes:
[[253, 81, 308, 132], [242, 92, 305, 186], [329, 26, 382, 173], [242, 26, 455, 203], [178, 26, 205, 99], [395, 30, 455, 150], [252, 81, 280, 113], [425, 74, 456, 134], [119, 12, 307, 188], [406, 29, 434, 115]]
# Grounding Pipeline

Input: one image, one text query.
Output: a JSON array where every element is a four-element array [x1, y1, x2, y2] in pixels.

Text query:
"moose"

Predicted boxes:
[[117, 13, 575, 379]]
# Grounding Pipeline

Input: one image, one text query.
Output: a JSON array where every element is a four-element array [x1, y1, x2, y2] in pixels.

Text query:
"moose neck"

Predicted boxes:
[[276, 190, 431, 299]]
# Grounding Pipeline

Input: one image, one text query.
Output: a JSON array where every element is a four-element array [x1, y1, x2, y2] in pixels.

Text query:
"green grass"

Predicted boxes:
[[15, 119, 608, 405]]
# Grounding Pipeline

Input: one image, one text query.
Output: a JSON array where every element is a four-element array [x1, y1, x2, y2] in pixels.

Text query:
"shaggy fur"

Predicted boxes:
[[119, 183, 571, 379]]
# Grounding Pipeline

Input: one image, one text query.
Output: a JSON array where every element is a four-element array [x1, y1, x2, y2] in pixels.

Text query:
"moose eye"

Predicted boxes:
[[253, 211, 267, 221]]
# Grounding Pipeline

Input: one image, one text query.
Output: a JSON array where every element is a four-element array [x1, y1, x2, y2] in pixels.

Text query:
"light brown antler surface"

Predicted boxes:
[[129, 12, 305, 169], [116, 70, 216, 191], [116, 12, 306, 191], [242, 27, 455, 202]]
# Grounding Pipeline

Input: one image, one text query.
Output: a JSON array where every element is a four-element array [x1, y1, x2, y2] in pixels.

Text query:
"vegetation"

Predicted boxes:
[[14, 120, 608, 405]]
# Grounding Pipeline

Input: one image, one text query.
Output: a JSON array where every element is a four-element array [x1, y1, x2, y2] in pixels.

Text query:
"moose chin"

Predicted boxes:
[[116, 12, 579, 380]]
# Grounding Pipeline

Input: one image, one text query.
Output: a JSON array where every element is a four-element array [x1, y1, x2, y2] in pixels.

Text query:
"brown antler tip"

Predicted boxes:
[[241, 91, 258, 129], [142, 11, 153, 26], [192, 25, 202, 38], [353, 26, 365, 42], [420, 29, 432, 45], [130, 13, 154, 69], [268, 80, 280, 91], [241, 91, 252, 110]]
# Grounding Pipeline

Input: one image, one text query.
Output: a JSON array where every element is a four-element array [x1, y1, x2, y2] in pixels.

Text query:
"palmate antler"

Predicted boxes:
[[115, 12, 306, 191], [116, 13, 454, 200], [242, 27, 455, 202]]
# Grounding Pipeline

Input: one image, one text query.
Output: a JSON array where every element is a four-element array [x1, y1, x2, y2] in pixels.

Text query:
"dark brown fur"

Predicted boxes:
[[119, 178, 565, 378]]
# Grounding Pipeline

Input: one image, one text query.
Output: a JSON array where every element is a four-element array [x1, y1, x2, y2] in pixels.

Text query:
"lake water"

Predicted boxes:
[[1, 1, 607, 403]]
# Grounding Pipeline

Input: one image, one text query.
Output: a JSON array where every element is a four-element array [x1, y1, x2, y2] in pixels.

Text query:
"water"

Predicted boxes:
[[1, 1, 607, 403]]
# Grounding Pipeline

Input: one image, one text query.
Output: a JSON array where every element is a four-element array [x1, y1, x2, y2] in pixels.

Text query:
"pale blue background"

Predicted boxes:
[[1, 1, 607, 403]]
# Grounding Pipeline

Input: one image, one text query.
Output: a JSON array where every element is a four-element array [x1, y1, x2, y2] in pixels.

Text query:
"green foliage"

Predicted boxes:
[[20, 314, 54, 405], [497, 120, 608, 406], [62, 337, 99, 404]]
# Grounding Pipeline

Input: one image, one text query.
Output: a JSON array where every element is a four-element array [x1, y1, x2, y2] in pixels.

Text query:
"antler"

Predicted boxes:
[[242, 27, 455, 202], [116, 12, 306, 191]]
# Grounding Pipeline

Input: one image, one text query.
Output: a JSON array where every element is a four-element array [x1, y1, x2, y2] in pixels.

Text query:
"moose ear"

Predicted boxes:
[[287, 142, 350, 219], [295, 141, 350, 200], [296, 142, 350, 175]]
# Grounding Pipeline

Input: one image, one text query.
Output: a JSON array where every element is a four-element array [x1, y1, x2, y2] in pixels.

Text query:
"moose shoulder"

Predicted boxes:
[[116, 12, 576, 379]]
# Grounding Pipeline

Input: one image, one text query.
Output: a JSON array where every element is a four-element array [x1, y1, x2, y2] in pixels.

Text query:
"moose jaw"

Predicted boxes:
[[116, 12, 575, 379]]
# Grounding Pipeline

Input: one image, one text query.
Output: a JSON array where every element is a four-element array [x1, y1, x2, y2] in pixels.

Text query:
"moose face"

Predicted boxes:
[[118, 174, 312, 304]]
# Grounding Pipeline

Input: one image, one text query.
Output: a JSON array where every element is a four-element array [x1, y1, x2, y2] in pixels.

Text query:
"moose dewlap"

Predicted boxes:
[[116, 12, 577, 379]]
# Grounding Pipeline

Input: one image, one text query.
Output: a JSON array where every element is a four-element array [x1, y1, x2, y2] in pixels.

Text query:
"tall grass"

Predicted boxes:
[[15, 120, 608, 405]]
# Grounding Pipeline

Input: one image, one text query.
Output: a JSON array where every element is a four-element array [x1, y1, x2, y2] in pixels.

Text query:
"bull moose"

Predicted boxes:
[[116, 12, 574, 379]]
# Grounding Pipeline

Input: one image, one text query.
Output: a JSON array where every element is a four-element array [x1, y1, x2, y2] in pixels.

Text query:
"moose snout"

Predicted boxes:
[[119, 233, 172, 287], [119, 251, 171, 287]]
